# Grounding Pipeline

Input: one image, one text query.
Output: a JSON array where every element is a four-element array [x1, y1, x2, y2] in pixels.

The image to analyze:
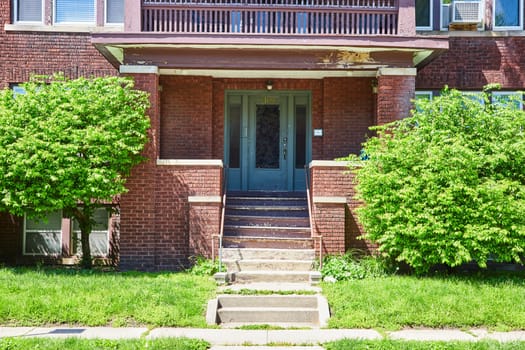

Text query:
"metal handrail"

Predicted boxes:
[[305, 164, 322, 269], [217, 165, 228, 272]]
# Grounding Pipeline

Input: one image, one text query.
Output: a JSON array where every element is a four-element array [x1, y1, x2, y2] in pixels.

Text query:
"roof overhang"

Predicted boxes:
[[92, 33, 449, 76]]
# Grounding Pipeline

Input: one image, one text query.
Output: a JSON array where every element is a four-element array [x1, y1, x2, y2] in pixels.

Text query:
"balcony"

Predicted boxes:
[[140, 0, 400, 35]]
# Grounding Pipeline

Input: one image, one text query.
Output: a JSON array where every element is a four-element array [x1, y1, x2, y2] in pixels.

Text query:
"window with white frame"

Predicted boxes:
[[55, 0, 96, 24], [24, 211, 62, 255], [494, 0, 523, 30], [106, 0, 124, 24], [415, 91, 433, 112], [72, 208, 110, 257], [492, 91, 524, 110], [462, 91, 485, 105], [416, 0, 433, 30], [13, 0, 43, 23]]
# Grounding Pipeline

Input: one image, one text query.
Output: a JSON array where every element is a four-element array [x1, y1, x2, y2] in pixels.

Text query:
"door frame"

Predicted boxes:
[[224, 90, 312, 192]]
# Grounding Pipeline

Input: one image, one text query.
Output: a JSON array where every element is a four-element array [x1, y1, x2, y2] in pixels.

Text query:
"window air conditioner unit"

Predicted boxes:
[[451, 0, 482, 23]]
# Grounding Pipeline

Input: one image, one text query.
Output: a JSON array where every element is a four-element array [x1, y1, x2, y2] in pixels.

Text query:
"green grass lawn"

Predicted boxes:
[[323, 272, 525, 330], [0, 268, 216, 327], [0, 337, 209, 350], [325, 340, 525, 350]]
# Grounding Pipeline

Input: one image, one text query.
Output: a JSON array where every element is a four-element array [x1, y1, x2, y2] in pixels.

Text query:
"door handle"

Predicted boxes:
[[283, 148, 287, 160]]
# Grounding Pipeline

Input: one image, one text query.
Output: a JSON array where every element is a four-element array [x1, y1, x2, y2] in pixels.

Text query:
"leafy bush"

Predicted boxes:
[[346, 87, 525, 273], [321, 251, 396, 281], [186, 256, 220, 276]]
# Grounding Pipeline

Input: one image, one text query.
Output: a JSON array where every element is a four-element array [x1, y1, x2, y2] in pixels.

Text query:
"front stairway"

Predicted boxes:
[[208, 191, 328, 328]]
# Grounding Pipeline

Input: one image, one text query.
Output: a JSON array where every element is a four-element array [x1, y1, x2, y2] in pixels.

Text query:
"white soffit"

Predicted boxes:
[[158, 69, 379, 78]]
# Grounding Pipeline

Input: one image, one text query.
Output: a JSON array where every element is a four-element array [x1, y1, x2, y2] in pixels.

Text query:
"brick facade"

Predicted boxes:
[[310, 162, 377, 255], [0, 0, 116, 89], [417, 37, 525, 90], [377, 73, 416, 124]]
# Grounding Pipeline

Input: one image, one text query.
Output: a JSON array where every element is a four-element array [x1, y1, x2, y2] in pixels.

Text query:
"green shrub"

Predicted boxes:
[[345, 86, 525, 273], [186, 256, 220, 276], [321, 251, 396, 281]]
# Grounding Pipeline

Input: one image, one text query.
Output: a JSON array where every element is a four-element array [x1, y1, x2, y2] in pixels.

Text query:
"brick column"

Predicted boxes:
[[376, 68, 416, 125], [119, 66, 160, 271]]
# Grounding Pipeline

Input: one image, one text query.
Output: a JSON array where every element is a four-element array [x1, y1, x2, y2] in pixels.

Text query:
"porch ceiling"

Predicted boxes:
[[92, 33, 448, 73]]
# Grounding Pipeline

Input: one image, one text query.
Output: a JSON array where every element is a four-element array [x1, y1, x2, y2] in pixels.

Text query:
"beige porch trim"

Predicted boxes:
[[156, 159, 223, 167], [377, 68, 417, 76], [188, 196, 222, 203], [119, 65, 159, 74]]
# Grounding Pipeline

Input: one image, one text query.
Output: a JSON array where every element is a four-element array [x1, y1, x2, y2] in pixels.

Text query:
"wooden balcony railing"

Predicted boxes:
[[141, 0, 399, 35]]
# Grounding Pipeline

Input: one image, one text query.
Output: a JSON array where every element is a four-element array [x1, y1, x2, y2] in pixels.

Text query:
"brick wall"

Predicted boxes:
[[160, 76, 214, 159], [119, 73, 160, 271], [377, 74, 415, 124], [322, 77, 375, 158], [310, 162, 377, 255], [0, 214, 21, 264], [0, 0, 116, 88], [417, 37, 525, 90]]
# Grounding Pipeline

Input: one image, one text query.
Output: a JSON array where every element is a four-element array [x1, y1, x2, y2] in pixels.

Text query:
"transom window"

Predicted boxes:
[[494, 0, 523, 30]]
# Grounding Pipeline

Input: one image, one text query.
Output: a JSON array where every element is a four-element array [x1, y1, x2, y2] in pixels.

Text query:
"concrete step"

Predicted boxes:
[[224, 225, 311, 239], [218, 307, 319, 325], [218, 295, 318, 308], [225, 215, 310, 228], [226, 205, 308, 212], [230, 270, 311, 283], [223, 236, 313, 249], [227, 198, 307, 206], [223, 259, 314, 272], [222, 248, 316, 261]]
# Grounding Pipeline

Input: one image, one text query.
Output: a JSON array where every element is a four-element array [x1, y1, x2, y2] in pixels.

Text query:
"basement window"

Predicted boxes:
[[72, 208, 110, 257], [24, 211, 62, 256]]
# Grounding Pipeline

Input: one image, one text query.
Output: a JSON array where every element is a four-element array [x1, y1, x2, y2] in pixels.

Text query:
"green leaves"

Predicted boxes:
[[0, 75, 150, 217], [0, 75, 150, 267], [348, 87, 525, 273]]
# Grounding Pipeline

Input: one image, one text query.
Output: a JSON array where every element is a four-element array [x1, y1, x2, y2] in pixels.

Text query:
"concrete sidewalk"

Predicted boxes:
[[1, 327, 525, 345]]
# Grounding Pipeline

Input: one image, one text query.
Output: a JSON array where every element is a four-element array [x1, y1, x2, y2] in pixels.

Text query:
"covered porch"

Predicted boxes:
[[91, 12, 447, 270]]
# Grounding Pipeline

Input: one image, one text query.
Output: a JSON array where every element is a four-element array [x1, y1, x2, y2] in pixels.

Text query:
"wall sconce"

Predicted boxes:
[[266, 80, 273, 91], [371, 79, 378, 94]]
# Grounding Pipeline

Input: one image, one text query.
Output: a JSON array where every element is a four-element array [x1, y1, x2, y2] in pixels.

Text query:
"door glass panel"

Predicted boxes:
[[255, 104, 280, 169], [229, 104, 241, 169], [295, 104, 307, 169]]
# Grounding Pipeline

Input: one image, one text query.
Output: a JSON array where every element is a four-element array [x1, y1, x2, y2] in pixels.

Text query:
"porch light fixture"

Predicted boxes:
[[371, 79, 378, 94], [266, 80, 273, 91]]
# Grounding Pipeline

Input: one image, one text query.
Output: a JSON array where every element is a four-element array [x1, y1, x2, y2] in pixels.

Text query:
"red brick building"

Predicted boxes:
[[0, 0, 523, 270]]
